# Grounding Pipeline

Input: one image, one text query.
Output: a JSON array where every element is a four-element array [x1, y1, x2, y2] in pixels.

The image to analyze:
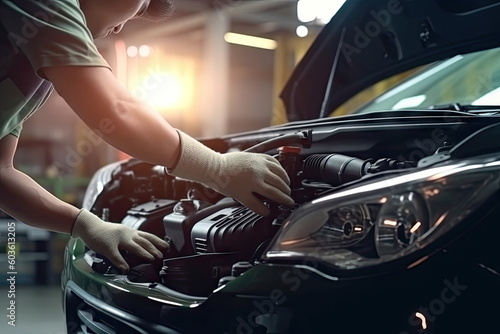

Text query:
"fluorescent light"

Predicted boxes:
[[224, 32, 277, 50]]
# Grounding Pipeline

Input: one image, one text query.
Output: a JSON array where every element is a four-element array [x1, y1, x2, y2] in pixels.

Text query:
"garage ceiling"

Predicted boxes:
[[117, 0, 320, 42]]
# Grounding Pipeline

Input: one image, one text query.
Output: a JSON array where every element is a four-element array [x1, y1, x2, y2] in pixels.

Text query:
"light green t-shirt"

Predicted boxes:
[[0, 0, 110, 139]]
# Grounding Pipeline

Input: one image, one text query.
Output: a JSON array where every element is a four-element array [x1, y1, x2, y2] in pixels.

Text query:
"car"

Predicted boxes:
[[62, 0, 500, 333]]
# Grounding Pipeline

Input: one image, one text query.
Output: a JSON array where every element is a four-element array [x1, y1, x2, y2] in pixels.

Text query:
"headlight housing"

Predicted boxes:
[[265, 157, 500, 271], [81, 161, 122, 210]]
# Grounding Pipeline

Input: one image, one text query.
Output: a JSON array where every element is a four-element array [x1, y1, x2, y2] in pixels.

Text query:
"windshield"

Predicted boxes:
[[353, 46, 500, 113]]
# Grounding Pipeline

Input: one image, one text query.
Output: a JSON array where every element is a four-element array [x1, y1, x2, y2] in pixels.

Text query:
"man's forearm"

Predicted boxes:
[[96, 95, 181, 168], [42, 66, 181, 168], [0, 166, 79, 234]]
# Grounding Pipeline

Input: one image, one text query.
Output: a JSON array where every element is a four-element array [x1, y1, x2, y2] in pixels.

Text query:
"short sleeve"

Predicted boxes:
[[9, 124, 21, 137], [0, 0, 110, 78]]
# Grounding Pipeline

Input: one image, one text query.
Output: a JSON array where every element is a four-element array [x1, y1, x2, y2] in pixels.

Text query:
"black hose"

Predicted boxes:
[[302, 154, 372, 187]]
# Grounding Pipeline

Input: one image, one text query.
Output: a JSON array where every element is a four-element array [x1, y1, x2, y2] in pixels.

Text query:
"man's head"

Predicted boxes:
[[80, 0, 175, 39]]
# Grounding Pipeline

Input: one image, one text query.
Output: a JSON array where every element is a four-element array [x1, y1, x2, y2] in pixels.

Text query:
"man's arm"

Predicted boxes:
[[42, 65, 294, 215], [0, 134, 78, 233], [0, 134, 169, 272], [42, 66, 181, 168]]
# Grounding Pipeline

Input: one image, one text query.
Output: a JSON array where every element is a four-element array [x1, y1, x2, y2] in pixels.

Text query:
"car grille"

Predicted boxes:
[[64, 281, 181, 334], [76, 305, 122, 334]]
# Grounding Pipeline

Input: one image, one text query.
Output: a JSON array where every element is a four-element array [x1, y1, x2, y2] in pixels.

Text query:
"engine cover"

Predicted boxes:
[[161, 200, 281, 295], [163, 199, 280, 259]]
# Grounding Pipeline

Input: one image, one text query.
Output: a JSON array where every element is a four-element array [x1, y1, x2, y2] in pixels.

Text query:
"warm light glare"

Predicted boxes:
[[407, 255, 429, 269], [133, 73, 182, 109], [434, 212, 447, 227], [410, 221, 421, 234], [127, 45, 151, 58], [383, 219, 398, 226], [127, 45, 138, 58], [114, 40, 127, 84], [423, 187, 440, 198], [280, 236, 311, 246], [296, 25, 309, 37], [139, 45, 151, 57], [224, 32, 277, 50], [126, 54, 197, 116]]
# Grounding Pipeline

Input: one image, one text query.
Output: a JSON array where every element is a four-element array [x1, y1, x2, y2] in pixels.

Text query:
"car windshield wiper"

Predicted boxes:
[[427, 103, 500, 114]]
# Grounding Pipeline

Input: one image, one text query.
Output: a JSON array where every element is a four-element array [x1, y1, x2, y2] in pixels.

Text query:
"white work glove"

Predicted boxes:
[[167, 130, 295, 216], [71, 209, 169, 273]]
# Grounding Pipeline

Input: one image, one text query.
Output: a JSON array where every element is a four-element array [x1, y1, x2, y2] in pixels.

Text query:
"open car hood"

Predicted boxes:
[[281, 0, 500, 121]]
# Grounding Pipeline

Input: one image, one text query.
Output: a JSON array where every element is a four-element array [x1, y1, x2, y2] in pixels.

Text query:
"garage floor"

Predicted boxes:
[[0, 284, 65, 334]]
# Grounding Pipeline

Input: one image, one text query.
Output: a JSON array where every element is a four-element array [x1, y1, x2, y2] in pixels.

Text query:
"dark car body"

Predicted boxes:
[[62, 1, 500, 333]]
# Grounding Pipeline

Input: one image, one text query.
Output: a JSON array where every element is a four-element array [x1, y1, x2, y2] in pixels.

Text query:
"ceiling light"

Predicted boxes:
[[127, 45, 138, 58], [139, 45, 151, 57], [296, 25, 309, 38]]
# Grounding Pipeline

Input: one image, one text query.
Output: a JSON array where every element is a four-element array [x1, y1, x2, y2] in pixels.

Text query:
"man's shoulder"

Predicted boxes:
[[1, 0, 108, 73]]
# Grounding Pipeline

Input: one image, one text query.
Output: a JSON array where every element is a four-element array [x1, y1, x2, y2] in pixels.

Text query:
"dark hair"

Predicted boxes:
[[142, 0, 175, 22]]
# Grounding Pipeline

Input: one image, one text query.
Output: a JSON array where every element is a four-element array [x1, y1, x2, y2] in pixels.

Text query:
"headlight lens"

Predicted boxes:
[[308, 204, 372, 248], [265, 159, 500, 270], [375, 191, 429, 256]]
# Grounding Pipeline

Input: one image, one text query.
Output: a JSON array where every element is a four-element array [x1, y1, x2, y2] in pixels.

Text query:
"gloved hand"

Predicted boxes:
[[167, 130, 295, 216], [71, 209, 169, 273]]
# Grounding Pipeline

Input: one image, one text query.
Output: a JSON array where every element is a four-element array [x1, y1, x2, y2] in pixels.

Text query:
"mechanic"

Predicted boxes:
[[0, 0, 294, 273]]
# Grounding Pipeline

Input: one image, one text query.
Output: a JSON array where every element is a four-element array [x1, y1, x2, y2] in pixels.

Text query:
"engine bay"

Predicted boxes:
[[83, 115, 500, 296]]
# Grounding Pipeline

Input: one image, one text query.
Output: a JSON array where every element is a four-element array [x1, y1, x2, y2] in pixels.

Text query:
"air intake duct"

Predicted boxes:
[[302, 154, 371, 186]]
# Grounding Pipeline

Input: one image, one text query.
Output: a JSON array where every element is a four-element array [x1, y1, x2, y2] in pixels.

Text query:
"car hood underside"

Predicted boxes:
[[281, 0, 500, 121]]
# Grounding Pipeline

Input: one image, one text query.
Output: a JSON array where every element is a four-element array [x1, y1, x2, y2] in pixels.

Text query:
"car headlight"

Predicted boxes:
[[81, 161, 122, 210], [265, 158, 500, 271]]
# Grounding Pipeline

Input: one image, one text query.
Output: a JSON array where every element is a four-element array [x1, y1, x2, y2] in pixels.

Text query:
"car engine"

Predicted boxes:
[[84, 115, 498, 296]]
